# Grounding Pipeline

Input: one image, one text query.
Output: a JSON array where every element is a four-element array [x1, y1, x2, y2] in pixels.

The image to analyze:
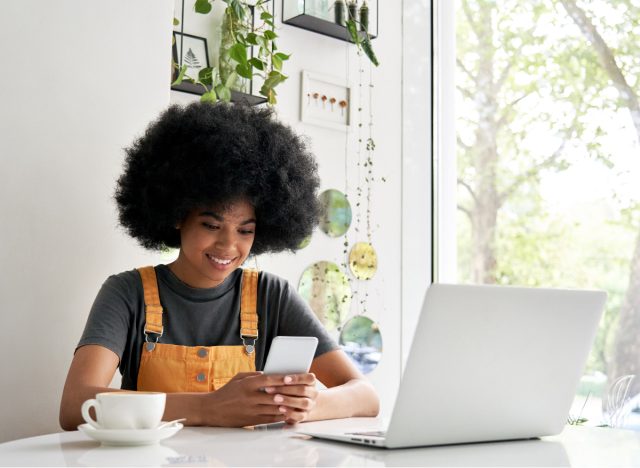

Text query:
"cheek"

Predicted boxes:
[[242, 237, 255, 254]]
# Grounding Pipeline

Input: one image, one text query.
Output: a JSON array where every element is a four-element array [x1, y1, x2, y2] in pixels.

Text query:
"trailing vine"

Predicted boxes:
[[173, 0, 290, 104]]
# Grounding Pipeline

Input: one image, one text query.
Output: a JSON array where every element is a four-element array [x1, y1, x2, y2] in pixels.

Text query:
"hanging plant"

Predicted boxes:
[[173, 0, 290, 105], [345, 17, 378, 67]]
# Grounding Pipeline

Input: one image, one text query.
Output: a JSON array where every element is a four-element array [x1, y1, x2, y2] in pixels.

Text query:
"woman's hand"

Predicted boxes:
[[199, 372, 318, 426], [262, 373, 318, 424]]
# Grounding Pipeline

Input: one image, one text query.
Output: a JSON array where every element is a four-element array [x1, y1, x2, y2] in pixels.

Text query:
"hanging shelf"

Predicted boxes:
[[170, 0, 273, 106], [282, 0, 378, 43]]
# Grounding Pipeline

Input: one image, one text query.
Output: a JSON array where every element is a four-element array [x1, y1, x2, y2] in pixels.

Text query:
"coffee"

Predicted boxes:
[[81, 392, 166, 430]]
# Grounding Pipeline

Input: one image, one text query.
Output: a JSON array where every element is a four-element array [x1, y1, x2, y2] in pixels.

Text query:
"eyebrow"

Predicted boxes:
[[198, 211, 257, 225]]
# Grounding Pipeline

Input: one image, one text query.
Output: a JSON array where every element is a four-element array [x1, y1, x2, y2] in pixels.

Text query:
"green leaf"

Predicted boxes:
[[229, 43, 248, 65], [264, 30, 277, 41], [260, 11, 273, 20], [194, 0, 212, 14], [274, 52, 291, 61], [225, 71, 238, 89], [259, 83, 277, 105], [229, 0, 246, 20], [249, 58, 265, 71], [267, 89, 277, 105], [200, 89, 218, 103], [198, 67, 213, 85], [246, 33, 259, 46], [345, 19, 360, 45], [361, 37, 379, 66], [215, 84, 232, 102], [235, 33, 247, 47], [173, 17, 180, 26], [236, 63, 253, 79], [263, 70, 287, 89], [172, 64, 188, 85], [272, 54, 282, 71]]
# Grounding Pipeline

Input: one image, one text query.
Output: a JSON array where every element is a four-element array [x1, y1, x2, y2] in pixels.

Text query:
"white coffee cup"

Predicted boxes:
[[81, 392, 166, 430]]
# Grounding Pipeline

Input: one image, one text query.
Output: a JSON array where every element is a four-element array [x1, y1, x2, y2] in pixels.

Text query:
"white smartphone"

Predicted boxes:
[[263, 336, 318, 374]]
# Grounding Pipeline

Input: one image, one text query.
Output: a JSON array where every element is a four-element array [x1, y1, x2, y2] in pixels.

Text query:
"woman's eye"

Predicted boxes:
[[203, 222, 219, 230], [239, 229, 255, 235]]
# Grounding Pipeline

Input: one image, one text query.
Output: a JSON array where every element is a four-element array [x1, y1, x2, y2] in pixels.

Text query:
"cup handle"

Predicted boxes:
[[80, 399, 102, 429]]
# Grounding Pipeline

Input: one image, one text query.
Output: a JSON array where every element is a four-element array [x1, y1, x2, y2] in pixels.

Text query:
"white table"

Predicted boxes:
[[1, 418, 639, 467]]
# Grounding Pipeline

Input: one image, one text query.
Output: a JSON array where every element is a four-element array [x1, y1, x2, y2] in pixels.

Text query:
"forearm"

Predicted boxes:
[[59, 385, 120, 431], [307, 378, 380, 421], [59, 384, 207, 430]]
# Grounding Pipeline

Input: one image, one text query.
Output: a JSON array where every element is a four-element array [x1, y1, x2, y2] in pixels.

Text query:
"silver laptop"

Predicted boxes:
[[299, 283, 606, 449]]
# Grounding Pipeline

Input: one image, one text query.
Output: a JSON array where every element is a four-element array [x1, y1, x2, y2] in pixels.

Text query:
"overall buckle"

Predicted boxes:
[[144, 331, 162, 352], [241, 336, 257, 355]]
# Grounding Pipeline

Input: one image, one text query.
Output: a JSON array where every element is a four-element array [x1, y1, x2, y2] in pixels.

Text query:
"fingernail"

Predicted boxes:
[[279, 406, 287, 413], [264, 387, 275, 393], [284, 376, 293, 384], [274, 395, 284, 403]]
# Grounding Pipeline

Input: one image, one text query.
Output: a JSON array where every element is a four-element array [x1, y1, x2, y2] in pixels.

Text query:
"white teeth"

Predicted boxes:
[[207, 254, 232, 265]]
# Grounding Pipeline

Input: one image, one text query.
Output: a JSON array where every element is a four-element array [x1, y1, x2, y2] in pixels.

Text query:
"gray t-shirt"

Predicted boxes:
[[78, 265, 337, 390]]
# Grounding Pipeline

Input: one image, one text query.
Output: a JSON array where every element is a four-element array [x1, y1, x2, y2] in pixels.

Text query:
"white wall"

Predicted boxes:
[[0, 0, 173, 442], [0, 0, 430, 443], [172, 0, 405, 419]]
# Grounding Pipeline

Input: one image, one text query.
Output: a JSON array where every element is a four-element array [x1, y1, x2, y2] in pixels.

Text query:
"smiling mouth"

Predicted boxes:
[[206, 253, 235, 265]]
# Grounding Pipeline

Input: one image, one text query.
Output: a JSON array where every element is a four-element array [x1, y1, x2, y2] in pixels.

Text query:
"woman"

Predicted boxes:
[[59, 102, 379, 429]]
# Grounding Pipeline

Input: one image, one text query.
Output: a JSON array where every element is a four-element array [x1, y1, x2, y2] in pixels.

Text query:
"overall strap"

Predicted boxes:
[[137, 266, 164, 350], [240, 268, 259, 355]]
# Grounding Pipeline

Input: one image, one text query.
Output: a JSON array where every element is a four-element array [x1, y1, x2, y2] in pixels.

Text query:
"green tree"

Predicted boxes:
[[456, 0, 639, 384], [559, 0, 640, 397], [456, 0, 596, 284]]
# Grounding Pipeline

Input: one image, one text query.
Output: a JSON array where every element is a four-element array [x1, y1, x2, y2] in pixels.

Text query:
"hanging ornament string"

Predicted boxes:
[[366, 55, 375, 243], [341, 36, 351, 275], [354, 45, 370, 317], [355, 47, 364, 238]]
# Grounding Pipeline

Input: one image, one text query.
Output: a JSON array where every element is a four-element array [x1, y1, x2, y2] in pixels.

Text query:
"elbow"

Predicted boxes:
[[367, 387, 381, 417], [59, 395, 79, 431], [59, 412, 76, 432], [355, 379, 380, 417]]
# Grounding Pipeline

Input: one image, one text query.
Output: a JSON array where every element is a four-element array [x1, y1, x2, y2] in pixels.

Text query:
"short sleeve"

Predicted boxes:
[[77, 274, 134, 361], [277, 281, 339, 358]]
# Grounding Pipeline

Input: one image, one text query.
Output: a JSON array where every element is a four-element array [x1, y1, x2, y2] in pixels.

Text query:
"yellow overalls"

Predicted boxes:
[[135, 266, 259, 392]]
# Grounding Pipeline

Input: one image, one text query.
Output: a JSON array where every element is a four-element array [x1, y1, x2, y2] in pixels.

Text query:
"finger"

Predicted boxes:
[[264, 385, 317, 398], [261, 373, 317, 386], [256, 403, 290, 416], [271, 394, 314, 412], [252, 414, 288, 425], [280, 373, 316, 386], [283, 409, 308, 425]]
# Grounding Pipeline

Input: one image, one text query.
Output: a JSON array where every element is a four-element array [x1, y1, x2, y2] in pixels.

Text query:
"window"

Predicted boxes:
[[435, 0, 640, 430]]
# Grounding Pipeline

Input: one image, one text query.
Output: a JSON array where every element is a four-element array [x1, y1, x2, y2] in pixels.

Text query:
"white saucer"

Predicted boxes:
[[78, 422, 183, 446]]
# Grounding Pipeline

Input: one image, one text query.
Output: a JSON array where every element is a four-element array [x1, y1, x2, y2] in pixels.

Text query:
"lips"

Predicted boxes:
[[205, 253, 234, 265]]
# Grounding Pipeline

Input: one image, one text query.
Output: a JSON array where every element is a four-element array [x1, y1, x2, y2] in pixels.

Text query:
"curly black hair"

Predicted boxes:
[[115, 101, 321, 255]]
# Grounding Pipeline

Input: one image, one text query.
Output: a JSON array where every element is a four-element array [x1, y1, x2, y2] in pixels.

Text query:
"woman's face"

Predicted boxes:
[[170, 199, 256, 288]]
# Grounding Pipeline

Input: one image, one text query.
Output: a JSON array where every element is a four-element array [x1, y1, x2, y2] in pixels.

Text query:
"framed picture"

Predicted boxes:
[[300, 70, 353, 131], [171, 32, 210, 95]]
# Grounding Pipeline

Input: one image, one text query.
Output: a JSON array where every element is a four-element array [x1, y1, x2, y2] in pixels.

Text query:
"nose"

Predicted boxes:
[[215, 228, 234, 248]]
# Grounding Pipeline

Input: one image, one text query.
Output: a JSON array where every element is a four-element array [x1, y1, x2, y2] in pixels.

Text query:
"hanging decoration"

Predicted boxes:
[[349, 241, 377, 280], [318, 189, 353, 237], [298, 261, 352, 330], [339, 315, 382, 374]]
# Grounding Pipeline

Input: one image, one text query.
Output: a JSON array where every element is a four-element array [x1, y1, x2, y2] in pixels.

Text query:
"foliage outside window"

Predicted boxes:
[[446, 0, 640, 429]]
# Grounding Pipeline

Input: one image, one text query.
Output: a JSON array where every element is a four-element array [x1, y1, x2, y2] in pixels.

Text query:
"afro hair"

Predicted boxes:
[[115, 101, 321, 255]]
